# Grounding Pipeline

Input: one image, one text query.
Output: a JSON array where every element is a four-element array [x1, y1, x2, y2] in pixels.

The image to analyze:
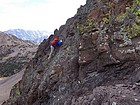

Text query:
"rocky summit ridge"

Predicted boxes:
[[3, 0, 140, 105]]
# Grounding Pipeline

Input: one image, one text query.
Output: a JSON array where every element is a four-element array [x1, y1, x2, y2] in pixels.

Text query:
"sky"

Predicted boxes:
[[0, 0, 86, 33]]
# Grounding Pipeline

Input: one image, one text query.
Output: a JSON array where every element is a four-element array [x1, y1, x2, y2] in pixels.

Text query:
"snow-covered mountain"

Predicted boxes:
[[4, 29, 50, 43]]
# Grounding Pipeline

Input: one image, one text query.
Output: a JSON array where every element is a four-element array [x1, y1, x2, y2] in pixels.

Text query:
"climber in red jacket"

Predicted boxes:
[[48, 38, 63, 59]]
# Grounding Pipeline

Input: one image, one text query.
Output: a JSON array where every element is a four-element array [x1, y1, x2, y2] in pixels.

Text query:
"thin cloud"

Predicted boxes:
[[0, 0, 86, 32]]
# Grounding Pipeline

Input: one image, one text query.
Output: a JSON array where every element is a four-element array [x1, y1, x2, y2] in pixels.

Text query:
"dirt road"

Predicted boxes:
[[0, 70, 24, 105]]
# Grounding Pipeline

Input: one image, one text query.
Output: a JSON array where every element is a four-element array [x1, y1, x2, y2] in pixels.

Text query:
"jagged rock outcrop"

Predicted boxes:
[[0, 32, 38, 77], [3, 0, 140, 105]]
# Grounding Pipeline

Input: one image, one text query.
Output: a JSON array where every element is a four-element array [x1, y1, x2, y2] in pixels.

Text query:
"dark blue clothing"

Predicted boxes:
[[53, 41, 62, 48]]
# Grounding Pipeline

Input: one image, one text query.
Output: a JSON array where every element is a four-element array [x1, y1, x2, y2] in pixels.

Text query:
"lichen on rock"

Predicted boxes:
[[2, 0, 140, 105]]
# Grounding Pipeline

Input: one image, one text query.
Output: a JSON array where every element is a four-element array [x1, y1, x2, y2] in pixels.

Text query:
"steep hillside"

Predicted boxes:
[[0, 32, 38, 77], [4, 29, 49, 43], [3, 0, 140, 105]]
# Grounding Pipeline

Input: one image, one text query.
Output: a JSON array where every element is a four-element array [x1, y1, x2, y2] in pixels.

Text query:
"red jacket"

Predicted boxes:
[[51, 38, 59, 47]]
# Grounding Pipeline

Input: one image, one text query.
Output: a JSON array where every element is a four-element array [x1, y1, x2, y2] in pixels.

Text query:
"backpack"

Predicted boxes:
[[51, 38, 59, 47]]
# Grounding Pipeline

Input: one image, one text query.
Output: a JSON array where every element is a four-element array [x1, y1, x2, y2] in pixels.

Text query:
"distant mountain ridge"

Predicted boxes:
[[0, 32, 38, 77], [4, 29, 50, 43]]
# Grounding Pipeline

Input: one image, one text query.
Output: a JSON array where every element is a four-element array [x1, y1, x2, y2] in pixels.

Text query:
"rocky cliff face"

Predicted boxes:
[[3, 0, 140, 105], [0, 32, 38, 77]]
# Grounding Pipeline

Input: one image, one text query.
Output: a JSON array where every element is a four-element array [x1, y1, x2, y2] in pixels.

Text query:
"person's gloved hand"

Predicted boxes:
[[60, 40, 62, 42]]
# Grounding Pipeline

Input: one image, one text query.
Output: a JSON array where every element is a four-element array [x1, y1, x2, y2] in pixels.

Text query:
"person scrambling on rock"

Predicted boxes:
[[48, 38, 62, 59]]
